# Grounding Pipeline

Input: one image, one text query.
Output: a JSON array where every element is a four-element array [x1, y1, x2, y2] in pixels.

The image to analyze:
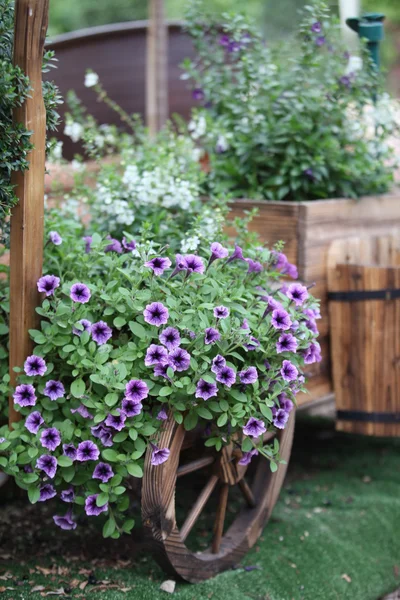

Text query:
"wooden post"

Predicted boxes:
[[146, 0, 168, 136], [9, 0, 49, 425]]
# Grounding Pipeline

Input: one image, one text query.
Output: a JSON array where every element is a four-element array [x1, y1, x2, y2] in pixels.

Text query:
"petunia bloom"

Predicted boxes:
[[53, 511, 77, 530], [238, 448, 259, 466], [105, 237, 123, 253], [83, 236, 92, 253], [71, 404, 93, 419], [90, 424, 114, 447], [209, 242, 229, 265], [76, 440, 100, 462], [278, 394, 294, 413], [121, 399, 143, 417], [40, 427, 61, 451], [73, 319, 92, 337], [43, 380, 65, 401], [276, 333, 298, 354], [151, 445, 170, 466], [38, 483, 57, 502], [216, 366, 236, 388], [93, 462, 114, 483], [143, 302, 169, 327], [91, 321, 112, 345], [281, 360, 298, 382], [271, 308, 292, 331], [49, 231, 62, 245], [243, 336, 260, 351], [13, 384, 37, 407], [204, 327, 221, 345], [159, 327, 181, 351], [156, 407, 168, 420], [145, 344, 168, 366], [302, 342, 322, 364], [169, 347, 191, 372], [226, 244, 245, 264], [85, 494, 108, 516], [181, 254, 205, 274], [213, 305, 230, 319], [60, 488, 75, 503], [211, 354, 226, 374], [145, 256, 172, 276], [195, 379, 218, 401], [311, 21, 322, 33], [246, 259, 263, 274], [273, 408, 289, 429], [125, 379, 149, 403], [122, 237, 137, 252], [25, 411, 44, 434], [37, 274, 60, 296], [286, 283, 308, 306], [105, 411, 126, 431], [36, 454, 57, 478], [243, 417, 266, 438], [63, 443, 77, 461], [24, 355, 47, 377], [239, 367, 258, 384], [70, 282, 91, 304]]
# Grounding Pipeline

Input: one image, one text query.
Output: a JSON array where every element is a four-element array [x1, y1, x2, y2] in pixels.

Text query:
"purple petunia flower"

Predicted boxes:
[[243, 336, 260, 351], [125, 379, 149, 403], [315, 35, 326, 46], [311, 21, 322, 33], [85, 494, 108, 516], [24, 355, 47, 377], [83, 235, 92, 253], [63, 443, 77, 461], [213, 305, 230, 319], [305, 318, 319, 335], [246, 259, 263, 274], [91, 321, 112, 345], [13, 384, 36, 407], [276, 333, 298, 354], [241, 318, 250, 330], [238, 448, 259, 466], [105, 410, 126, 431], [195, 378, 218, 401], [38, 483, 57, 502], [70, 282, 91, 304], [76, 440, 100, 462], [273, 408, 289, 429], [53, 511, 77, 530], [71, 404, 93, 419], [304, 168, 315, 181], [105, 237, 123, 253], [90, 424, 114, 447], [209, 242, 229, 266], [157, 407, 168, 420], [219, 33, 231, 47], [49, 231, 62, 245], [211, 354, 226, 374], [278, 394, 294, 413], [143, 302, 169, 327], [271, 308, 292, 331], [192, 88, 204, 100], [151, 445, 170, 466], [169, 347, 191, 372], [239, 367, 258, 385], [145, 256, 172, 276], [243, 417, 266, 439], [286, 283, 308, 306], [25, 411, 44, 434], [121, 399, 143, 417], [272, 251, 288, 272], [261, 295, 282, 315], [73, 319, 92, 337], [60, 487, 75, 503], [36, 454, 57, 478], [216, 366, 236, 388], [204, 327, 221, 345], [37, 274, 60, 296], [303, 342, 322, 364], [226, 244, 245, 264], [93, 462, 114, 483], [145, 344, 168, 367], [122, 237, 137, 252], [182, 254, 205, 274], [40, 427, 61, 451], [153, 363, 170, 380], [159, 327, 181, 351], [44, 380, 65, 401], [281, 360, 298, 382]]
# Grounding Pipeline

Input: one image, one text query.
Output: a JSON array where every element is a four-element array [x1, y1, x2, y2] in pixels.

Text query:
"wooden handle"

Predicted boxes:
[[9, 0, 49, 425], [146, 0, 168, 136]]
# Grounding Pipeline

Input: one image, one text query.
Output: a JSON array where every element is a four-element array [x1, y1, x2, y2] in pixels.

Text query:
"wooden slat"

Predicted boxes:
[[9, 0, 49, 425], [177, 456, 215, 477], [212, 483, 229, 554], [180, 475, 218, 542], [238, 478, 256, 509], [146, 0, 168, 135]]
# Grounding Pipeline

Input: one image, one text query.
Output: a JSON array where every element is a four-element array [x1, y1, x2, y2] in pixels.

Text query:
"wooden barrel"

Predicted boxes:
[[329, 254, 400, 436]]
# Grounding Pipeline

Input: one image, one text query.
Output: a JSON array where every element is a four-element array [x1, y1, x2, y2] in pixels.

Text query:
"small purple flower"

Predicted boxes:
[[73, 319, 92, 336], [83, 235, 92, 253], [90, 424, 114, 447], [219, 33, 231, 47], [276, 333, 298, 354], [278, 394, 294, 413], [228, 40, 242, 52], [273, 408, 289, 429], [153, 363, 170, 379], [143, 302, 169, 327], [85, 494, 108, 516], [159, 327, 181, 351], [209, 242, 229, 265], [71, 404, 93, 419], [93, 462, 114, 483], [70, 282, 91, 304], [239, 367, 258, 384], [311, 21, 322, 33], [169, 253, 186, 278], [244, 336, 260, 351], [37, 274, 60, 296], [43, 380, 65, 401], [157, 407, 168, 420], [60, 488, 75, 503], [339, 75, 352, 88], [40, 427, 61, 451], [226, 245, 245, 264], [315, 36, 326, 46], [304, 306, 321, 320], [24, 355, 47, 377], [241, 318, 250, 330], [25, 411, 44, 434], [169, 347, 191, 372], [13, 384, 36, 407], [238, 448, 258, 466], [305, 318, 319, 335], [204, 327, 221, 345], [192, 88, 204, 100], [303, 168, 315, 181], [182, 254, 205, 274], [36, 454, 57, 478], [125, 379, 149, 403], [246, 259, 263, 274], [213, 305, 230, 319], [286, 283, 308, 306], [38, 483, 57, 502], [271, 309, 292, 331], [303, 342, 322, 364], [281, 360, 298, 382], [91, 321, 112, 345], [76, 440, 100, 462], [49, 231, 62, 245], [122, 237, 137, 252], [105, 237, 123, 253], [151, 445, 170, 466], [211, 354, 226, 374], [272, 251, 288, 272], [63, 443, 77, 461], [243, 417, 266, 438], [195, 379, 218, 401], [145, 256, 172, 276], [105, 410, 126, 431], [216, 366, 236, 388], [54, 511, 77, 530], [282, 263, 298, 279], [121, 399, 143, 417], [145, 344, 168, 366]]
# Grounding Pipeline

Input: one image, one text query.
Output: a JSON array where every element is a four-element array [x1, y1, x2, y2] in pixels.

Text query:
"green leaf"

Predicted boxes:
[[184, 411, 198, 431], [122, 519, 135, 533], [102, 449, 119, 462], [219, 400, 229, 412], [113, 316, 126, 328], [260, 405, 273, 421], [103, 518, 115, 538], [57, 456, 73, 467], [217, 413, 228, 427], [127, 463, 143, 478], [270, 461, 278, 473], [96, 492, 109, 507], [174, 412, 183, 424], [62, 466, 75, 483], [159, 386, 172, 397], [197, 407, 213, 420], [28, 486, 40, 504], [242, 437, 253, 452], [105, 393, 119, 407], [70, 378, 85, 398], [128, 321, 146, 339]]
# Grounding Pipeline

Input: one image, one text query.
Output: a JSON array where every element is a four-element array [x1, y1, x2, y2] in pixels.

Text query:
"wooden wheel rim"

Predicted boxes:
[[142, 412, 295, 582]]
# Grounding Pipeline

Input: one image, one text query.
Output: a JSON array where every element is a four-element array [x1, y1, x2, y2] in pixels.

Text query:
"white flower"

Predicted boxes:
[[64, 121, 83, 143], [216, 135, 229, 153], [345, 55, 363, 75], [188, 115, 206, 140], [51, 141, 63, 161], [84, 72, 99, 88], [71, 159, 84, 172], [181, 236, 200, 253]]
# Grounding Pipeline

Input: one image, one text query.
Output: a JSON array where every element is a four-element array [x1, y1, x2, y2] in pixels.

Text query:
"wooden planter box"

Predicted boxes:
[[228, 191, 400, 407]]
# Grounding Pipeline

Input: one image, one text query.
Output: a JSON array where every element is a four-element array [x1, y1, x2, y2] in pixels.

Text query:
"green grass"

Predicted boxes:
[[0, 415, 399, 599]]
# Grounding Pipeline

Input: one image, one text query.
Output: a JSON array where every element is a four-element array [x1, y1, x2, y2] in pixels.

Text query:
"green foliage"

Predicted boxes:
[[183, 0, 398, 201]]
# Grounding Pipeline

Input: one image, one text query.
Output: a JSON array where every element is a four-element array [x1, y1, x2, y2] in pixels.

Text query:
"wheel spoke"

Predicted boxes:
[[180, 474, 219, 542], [238, 478, 256, 508], [177, 456, 215, 478], [212, 483, 229, 554]]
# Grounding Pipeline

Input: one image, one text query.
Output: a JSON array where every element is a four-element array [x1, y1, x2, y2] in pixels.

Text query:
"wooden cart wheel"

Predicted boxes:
[[142, 411, 295, 582]]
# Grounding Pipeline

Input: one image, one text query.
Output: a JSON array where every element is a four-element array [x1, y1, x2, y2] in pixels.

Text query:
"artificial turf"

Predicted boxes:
[[0, 414, 399, 600]]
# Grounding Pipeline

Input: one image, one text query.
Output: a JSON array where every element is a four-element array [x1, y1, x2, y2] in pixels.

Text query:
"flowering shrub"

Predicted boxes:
[[183, 1, 398, 200], [0, 221, 320, 537]]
